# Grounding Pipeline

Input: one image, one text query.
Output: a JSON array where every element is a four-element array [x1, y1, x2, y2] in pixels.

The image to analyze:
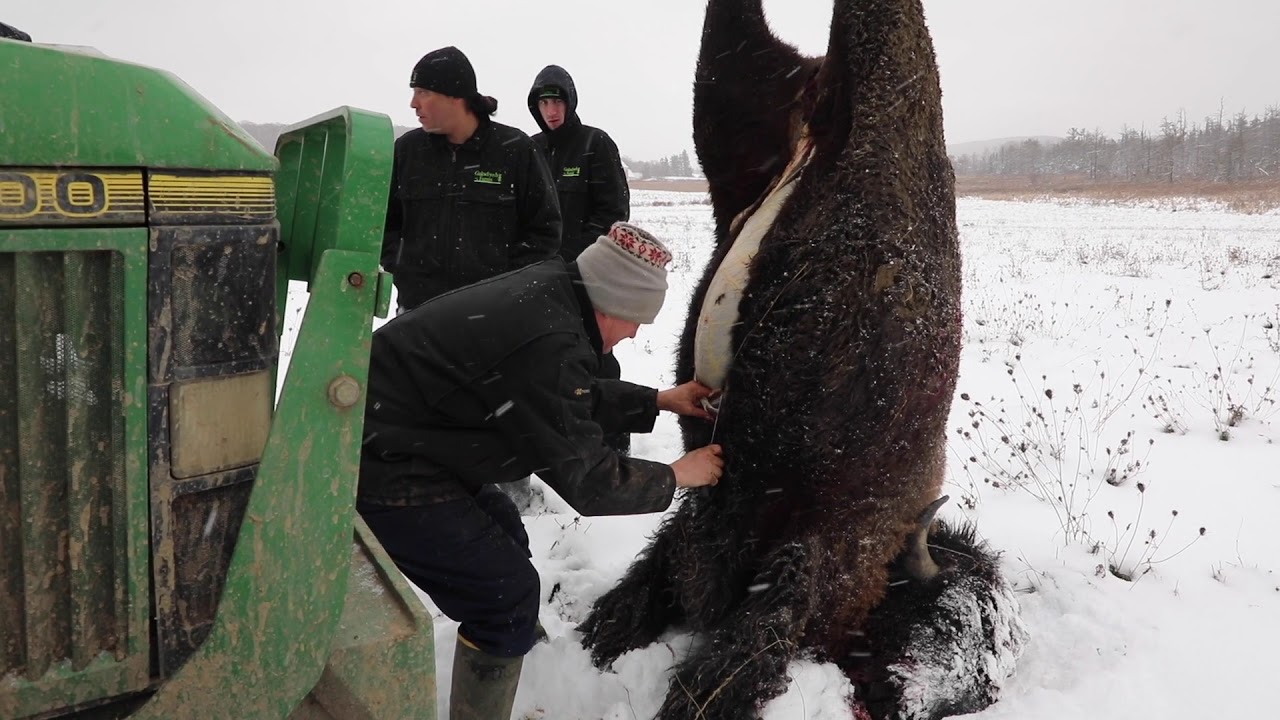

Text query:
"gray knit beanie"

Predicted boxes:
[[576, 222, 673, 324]]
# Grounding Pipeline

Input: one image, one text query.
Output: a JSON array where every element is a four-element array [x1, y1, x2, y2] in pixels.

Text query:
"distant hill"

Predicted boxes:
[[947, 136, 1062, 158], [239, 121, 416, 153]]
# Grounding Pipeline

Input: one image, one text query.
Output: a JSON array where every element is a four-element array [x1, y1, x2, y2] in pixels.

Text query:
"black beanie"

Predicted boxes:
[[410, 46, 478, 99]]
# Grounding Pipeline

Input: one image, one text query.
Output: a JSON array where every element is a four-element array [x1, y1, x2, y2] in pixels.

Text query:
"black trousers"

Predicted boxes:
[[358, 486, 540, 658]]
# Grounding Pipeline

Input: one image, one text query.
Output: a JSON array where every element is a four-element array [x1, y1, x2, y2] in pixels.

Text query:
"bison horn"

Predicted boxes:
[[903, 495, 949, 582]]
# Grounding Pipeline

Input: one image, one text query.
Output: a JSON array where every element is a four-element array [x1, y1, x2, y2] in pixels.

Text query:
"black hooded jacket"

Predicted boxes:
[[528, 66, 630, 261], [357, 259, 676, 515], [382, 118, 562, 310]]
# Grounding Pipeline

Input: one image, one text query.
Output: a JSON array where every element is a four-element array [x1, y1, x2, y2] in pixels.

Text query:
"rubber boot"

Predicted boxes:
[[449, 636, 524, 720]]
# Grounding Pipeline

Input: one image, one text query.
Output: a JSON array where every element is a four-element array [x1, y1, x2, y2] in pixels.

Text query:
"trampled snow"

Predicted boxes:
[[278, 191, 1280, 719]]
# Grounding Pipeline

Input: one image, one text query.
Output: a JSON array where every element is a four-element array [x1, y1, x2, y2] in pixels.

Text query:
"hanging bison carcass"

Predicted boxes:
[[579, 1, 1028, 718]]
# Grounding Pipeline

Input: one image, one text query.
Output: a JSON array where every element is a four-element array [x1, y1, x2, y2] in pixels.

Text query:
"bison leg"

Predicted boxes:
[[655, 539, 816, 720], [848, 521, 1029, 720], [578, 510, 686, 667], [581, 487, 760, 668]]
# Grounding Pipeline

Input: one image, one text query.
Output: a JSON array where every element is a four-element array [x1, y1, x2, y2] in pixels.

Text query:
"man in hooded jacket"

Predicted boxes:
[[527, 65, 630, 262], [528, 65, 634, 454]]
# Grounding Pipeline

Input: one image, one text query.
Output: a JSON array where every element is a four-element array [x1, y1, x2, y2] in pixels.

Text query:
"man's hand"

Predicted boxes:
[[671, 444, 724, 489], [657, 381, 719, 421]]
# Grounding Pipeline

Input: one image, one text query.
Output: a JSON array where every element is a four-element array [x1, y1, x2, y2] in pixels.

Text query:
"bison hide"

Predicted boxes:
[[580, 1, 1027, 718]]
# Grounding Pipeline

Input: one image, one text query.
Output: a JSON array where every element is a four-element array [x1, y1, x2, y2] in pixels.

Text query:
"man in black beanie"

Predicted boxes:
[[382, 46, 562, 312], [528, 65, 633, 454]]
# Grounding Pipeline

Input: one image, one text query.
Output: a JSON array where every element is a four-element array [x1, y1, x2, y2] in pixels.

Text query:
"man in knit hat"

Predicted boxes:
[[357, 221, 722, 720], [382, 46, 562, 312], [528, 64, 635, 456]]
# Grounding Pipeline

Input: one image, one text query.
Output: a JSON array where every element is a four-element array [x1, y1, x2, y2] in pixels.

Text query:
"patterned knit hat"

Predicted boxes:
[[576, 222, 673, 324]]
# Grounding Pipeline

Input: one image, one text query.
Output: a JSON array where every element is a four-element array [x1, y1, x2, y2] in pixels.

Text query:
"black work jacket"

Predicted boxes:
[[382, 120, 562, 309], [358, 260, 676, 515]]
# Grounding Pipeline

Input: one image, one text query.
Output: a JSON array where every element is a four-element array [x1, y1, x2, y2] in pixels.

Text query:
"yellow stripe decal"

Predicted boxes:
[[149, 174, 276, 218], [1, 170, 277, 223], [0, 169, 145, 223]]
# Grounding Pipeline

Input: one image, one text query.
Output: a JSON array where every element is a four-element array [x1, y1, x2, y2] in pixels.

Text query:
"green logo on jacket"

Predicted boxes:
[[562, 167, 582, 178], [473, 170, 503, 185]]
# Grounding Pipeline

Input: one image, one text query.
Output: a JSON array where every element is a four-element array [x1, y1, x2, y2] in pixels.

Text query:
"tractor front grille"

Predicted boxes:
[[0, 250, 128, 680]]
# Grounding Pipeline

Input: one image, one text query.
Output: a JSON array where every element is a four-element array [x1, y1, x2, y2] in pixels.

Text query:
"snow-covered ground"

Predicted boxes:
[[282, 191, 1280, 719]]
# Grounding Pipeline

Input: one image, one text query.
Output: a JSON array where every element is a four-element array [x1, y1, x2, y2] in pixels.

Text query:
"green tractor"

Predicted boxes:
[[1, 38, 436, 719]]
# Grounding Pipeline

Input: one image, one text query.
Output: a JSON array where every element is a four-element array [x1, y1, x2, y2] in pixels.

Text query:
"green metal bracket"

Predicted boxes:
[[275, 107, 394, 292], [296, 517, 437, 719], [133, 107, 406, 719]]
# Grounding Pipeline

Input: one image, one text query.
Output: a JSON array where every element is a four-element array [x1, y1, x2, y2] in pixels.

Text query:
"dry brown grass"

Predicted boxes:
[[957, 175, 1280, 214], [629, 178, 710, 193], [630, 175, 1280, 213]]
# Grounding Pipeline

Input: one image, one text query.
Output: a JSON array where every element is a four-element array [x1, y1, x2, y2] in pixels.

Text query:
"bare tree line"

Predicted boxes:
[[239, 121, 416, 153], [952, 104, 1280, 183], [239, 121, 702, 182], [624, 150, 697, 179]]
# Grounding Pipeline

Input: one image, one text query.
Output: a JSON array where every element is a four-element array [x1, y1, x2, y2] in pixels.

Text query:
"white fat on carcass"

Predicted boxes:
[[693, 177, 798, 392]]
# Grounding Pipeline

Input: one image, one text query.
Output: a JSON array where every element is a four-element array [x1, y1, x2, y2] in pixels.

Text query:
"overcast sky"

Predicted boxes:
[[7, 1, 1278, 159]]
